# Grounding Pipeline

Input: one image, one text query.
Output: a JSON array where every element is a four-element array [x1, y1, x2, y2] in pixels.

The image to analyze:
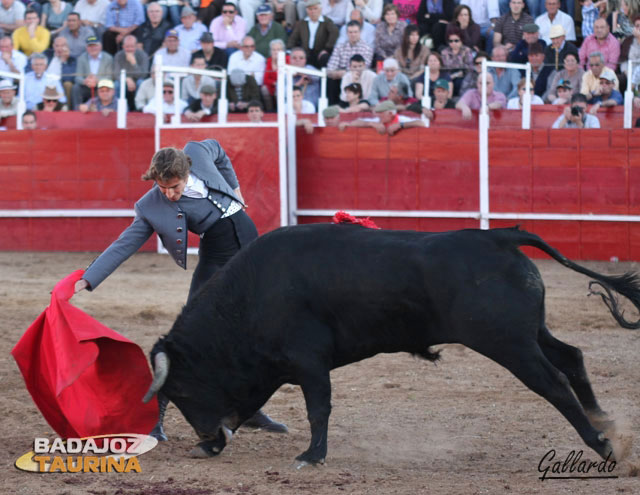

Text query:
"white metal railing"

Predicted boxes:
[[117, 69, 127, 129], [421, 66, 431, 127], [624, 60, 634, 129], [0, 69, 25, 130]]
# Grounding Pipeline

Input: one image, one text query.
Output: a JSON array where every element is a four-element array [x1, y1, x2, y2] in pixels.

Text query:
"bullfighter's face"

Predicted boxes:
[[157, 176, 187, 201]]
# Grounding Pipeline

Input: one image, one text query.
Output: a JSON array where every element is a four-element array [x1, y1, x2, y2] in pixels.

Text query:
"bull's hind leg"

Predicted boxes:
[[150, 392, 169, 442], [538, 326, 612, 430], [295, 367, 332, 466], [474, 341, 614, 461]]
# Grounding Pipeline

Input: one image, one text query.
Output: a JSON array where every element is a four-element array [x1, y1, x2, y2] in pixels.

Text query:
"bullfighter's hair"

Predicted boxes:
[[142, 147, 192, 182]]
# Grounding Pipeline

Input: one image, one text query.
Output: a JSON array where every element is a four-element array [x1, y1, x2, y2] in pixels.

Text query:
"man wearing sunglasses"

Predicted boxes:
[[142, 79, 188, 115], [210, 2, 247, 55]]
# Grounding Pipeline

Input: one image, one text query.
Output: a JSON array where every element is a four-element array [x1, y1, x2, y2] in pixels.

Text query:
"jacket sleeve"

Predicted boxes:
[[82, 209, 154, 291]]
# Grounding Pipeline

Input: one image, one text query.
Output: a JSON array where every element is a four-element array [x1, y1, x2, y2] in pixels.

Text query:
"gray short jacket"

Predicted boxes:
[[83, 140, 242, 290]]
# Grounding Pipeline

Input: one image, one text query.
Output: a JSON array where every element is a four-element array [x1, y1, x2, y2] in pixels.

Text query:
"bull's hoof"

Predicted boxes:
[[294, 459, 325, 470], [189, 442, 222, 458], [295, 450, 326, 467], [243, 410, 288, 434], [150, 424, 168, 442]]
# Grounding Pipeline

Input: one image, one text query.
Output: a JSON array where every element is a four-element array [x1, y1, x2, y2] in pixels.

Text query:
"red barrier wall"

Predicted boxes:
[[296, 127, 640, 261]]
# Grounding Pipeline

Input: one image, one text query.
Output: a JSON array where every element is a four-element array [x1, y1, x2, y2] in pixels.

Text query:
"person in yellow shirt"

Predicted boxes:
[[11, 9, 50, 57]]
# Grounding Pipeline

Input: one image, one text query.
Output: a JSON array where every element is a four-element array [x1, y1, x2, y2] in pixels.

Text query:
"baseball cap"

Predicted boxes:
[[434, 78, 449, 91], [97, 79, 114, 89], [256, 4, 272, 14], [165, 29, 179, 39], [86, 35, 100, 45], [556, 79, 572, 90], [374, 100, 396, 112], [200, 32, 213, 43], [599, 72, 615, 82]]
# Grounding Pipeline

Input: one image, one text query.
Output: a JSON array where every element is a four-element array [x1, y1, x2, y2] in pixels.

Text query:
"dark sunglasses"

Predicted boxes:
[[222, 9, 235, 13], [163, 90, 174, 94], [44, 99, 57, 102], [449, 38, 461, 43]]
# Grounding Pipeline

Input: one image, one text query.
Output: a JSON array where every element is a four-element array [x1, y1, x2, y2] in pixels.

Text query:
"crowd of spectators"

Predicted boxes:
[[0, 0, 639, 129]]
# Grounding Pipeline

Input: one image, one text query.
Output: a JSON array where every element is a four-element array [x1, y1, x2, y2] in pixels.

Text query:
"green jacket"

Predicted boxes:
[[248, 22, 288, 59]]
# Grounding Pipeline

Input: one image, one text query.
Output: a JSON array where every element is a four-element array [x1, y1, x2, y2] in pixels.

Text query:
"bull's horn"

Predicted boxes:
[[142, 352, 170, 403], [222, 426, 233, 443]]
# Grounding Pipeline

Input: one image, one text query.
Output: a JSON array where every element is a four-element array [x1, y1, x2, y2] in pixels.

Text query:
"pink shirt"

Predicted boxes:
[[459, 89, 507, 110], [578, 33, 621, 71], [210, 15, 247, 49]]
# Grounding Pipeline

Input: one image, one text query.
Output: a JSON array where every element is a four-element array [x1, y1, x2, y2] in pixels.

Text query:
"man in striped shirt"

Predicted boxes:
[[493, 0, 534, 54]]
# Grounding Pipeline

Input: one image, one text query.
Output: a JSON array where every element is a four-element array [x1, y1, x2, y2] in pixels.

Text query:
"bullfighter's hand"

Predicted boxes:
[[75, 279, 89, 293]]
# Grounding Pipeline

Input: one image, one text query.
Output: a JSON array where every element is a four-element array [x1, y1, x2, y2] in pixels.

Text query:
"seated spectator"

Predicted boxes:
[[290, 46, 321, 108], [417, 0, 454, 51], [228, 35, 266, 85], [0, 34, 27, 74], [527, 41, 553, 97], [588, 72, 623, 107], [548, 78, 573, 104], [322, 0, 350, 28], [103, 0, 145, 56], [25, 53, 66, 109], [287, 0, 338, 68], [534, 0, 576, 44], [0, 0, 25, 36], [620, 15, 640, 76], [509, 22, 547, 64], [507, 77, 544, 108], [292, 84, 315, 113], [441, 25, 474, 96], [227, 68, 260, 112], [340, 53, 376, 102], [58, 12, 95, 59], [456, 72, 506, 119], [114, 33, 149, 111], [552, 92, 600, 128], [0, 78, 18, 117], [609, 0, 636, 40], [152, 29, 192, 71], [261, 38, 288, 112], [580, 0, 603, 38], [134, 64, 156, 110], [545, 52, 583, 103], [175, 6, 208, 53], [369, 57, 412, 106], [248, 4, 288, 59], [192, 32, 228, 70], [156, 0, 182, 27], [459, 0, 500, 53], [393, 0, 421, 25], [339, 82, 369, 112], [374, 4, 404, 62], [247, 99, 264, 122], [22, 109, 37, 129], [422, 78, 456, 120], [447, 5, 481, 52], [338, 99, 425, 135], [37, 84, 67, 111], [336, 8, 375, 47], [544, 25, 578, 71], [78, 78, 117, 114], [493, 0, 533, 54], [322, 104, 341, 126], [72, 35, 114, 109], [12, 9, 50, 56], [181, 55, 216, 103], [41, 0, 73, 37], [184, 83, 218, 121], [210, 2, 247, 56], [239, 0, 264, 31], [46, 36, 77, 103], [581, 51, 619, 98], [460, 51, 488, 96], [579, 18, 621, 71], [73, 0, 110, 40], [421, 52, 452, 100], [134, 2, 171, 58], [143, 79, 188, 115], [270, 0, 297, 32], [489, 45, 521, 98], [345, 0, 382, 24], [394, 24, 429, 89]]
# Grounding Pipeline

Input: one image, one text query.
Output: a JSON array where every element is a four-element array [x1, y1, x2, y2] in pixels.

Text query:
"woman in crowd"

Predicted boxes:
[[339, 82, 370, 112], [41, 0, 74, 36], [395, 24, 430, 91], [545, 52, 584, 103], [261, 39, 289, 112], [446, 4, 480, 52], [506, 78, 544, 108], [620, 14, 640, 76], [417, 0, 455, 50], [440, 25, 474, 96], [375, 4, 406, 61], [609, 0, 638, 40], [415, 50, 451, 99]]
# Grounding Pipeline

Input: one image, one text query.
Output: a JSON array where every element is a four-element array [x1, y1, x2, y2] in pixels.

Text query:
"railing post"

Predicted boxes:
[[117, 69, 127, 129]]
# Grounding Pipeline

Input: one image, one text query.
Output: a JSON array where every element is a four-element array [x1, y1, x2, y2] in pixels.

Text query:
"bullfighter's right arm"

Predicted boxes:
[[82, 210, 155, 291]]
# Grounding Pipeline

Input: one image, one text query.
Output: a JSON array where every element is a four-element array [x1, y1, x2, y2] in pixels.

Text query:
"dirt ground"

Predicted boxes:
[[2, 251, 640, 495]]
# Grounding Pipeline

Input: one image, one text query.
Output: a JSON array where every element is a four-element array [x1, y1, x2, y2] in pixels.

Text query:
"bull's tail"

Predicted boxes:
[[505, 228, 640, 330]]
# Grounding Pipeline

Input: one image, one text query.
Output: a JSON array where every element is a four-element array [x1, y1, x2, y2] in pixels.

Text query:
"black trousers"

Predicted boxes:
[[187, 210, 258, 303]]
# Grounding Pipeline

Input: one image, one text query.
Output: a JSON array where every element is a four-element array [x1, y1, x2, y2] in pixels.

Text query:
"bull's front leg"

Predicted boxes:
[[296, 370, 331, 466]]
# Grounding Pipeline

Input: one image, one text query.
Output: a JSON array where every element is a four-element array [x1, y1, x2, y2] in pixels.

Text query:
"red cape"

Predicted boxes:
[[12, 270, 158, 438]]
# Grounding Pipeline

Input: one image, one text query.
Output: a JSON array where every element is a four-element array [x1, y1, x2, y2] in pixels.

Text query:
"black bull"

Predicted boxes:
[[143, 224, 640, 464]]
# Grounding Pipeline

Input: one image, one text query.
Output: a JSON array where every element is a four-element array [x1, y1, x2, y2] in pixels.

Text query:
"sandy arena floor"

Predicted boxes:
[[1, 251, 639, 495]]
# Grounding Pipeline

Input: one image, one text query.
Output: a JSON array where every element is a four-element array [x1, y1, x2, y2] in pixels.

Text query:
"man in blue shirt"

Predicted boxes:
[[102, 0, 144, 55], [588, 72, 623, 108]]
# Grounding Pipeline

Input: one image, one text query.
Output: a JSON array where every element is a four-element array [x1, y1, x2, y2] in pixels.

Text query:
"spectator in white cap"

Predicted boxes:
[[175, 5, 208, 52], [578, 17, 620, 71], [338, 99, 425, 135], [368, 57, 412, 106], [588, 72, 623, 108], [544, 24, 578, 71], [247, 3, 287, 59], [0, 78, 18, 118], [534, 0, 576, 44], [79, 78, 117, 114]]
